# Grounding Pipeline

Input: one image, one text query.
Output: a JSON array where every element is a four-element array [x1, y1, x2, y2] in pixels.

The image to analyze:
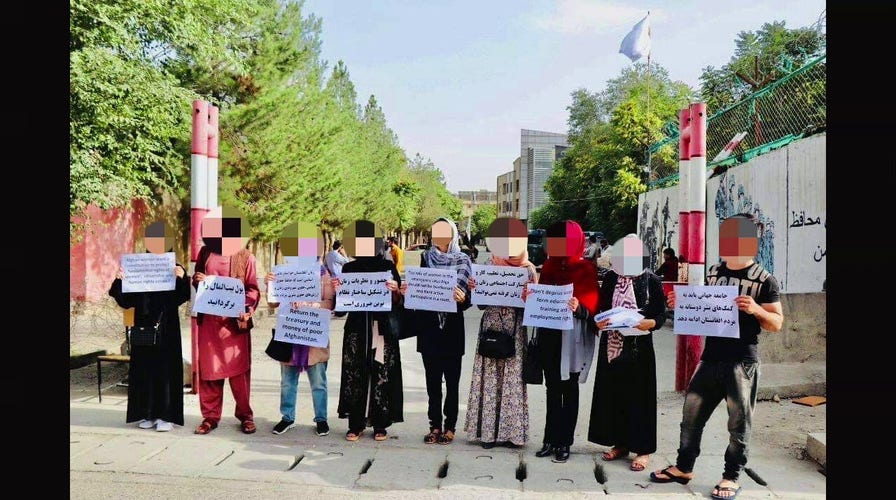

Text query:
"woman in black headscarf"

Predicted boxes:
[[334, 220, 404, 442], [107, 221, 191, 431]]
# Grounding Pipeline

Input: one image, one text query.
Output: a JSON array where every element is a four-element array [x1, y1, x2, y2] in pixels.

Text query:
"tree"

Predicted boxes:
[[538, 63, 693, 240], [70, 0, 256, 239], [698, 20, 825, 113], [471, 204, 497, 238]]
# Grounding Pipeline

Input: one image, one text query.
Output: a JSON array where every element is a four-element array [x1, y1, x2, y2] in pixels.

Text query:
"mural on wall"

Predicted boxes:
[[638, 191, 677, 272], [713, 171, 776, 274]]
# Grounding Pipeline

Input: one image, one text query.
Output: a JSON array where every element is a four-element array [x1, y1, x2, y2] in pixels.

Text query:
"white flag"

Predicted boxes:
[[619, 13, 651, 62]]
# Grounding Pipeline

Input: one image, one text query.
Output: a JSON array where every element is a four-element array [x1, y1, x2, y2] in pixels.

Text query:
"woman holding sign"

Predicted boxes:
[[333, 220, 405, 442], [588, 234, 667, 472], [533, 220, 599, 463], [108, 221, 191, 432], [191, 207, 260, 435], [402, 217, 472, 446], [464, 217, 536, 449]]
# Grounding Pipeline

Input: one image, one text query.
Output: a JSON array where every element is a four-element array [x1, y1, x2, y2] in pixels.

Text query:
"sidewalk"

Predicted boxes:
[[71, 310, 826, 498]]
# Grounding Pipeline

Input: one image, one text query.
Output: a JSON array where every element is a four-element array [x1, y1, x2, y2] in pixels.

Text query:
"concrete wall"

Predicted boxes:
[[637, 134, 826, 362]]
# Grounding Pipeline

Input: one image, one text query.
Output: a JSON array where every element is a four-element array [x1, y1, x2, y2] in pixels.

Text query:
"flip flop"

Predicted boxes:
[[630, 455, 650, 471], [345, 429, 364, 442], [650, 466, 692, 485], [602, 447, 629, 461], [711, 484, 742, 499]]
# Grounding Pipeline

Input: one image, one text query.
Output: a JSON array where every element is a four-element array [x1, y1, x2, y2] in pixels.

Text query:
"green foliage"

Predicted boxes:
[[70, 0, 256, 239], [698, 20, 825, 113], [541, 62, 693, 241], [471, 204, 497, 237]]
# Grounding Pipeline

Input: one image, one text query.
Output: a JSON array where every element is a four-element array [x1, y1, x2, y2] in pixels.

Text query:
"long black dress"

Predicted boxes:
[[587, 270, 666, 454], [108, 266, 191, 425], [336, 257, 404, 431]]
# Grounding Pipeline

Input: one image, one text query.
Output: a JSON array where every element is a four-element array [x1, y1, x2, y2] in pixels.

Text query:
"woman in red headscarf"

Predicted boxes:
[[531, 220, 599, 463]]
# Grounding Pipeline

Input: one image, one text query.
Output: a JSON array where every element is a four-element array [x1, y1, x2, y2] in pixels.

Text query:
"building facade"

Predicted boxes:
[[456, 189, 498, 218], [498, 129, 569, 226]]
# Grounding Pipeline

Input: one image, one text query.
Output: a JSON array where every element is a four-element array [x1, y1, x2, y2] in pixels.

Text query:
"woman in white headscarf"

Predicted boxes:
[[587, 234, 667, 472], [401, 217, 472, 445]]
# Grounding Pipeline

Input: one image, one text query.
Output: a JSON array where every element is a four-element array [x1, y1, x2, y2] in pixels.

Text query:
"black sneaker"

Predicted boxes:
[[272, 419, 295, 435], [316, 421, 330, 436]]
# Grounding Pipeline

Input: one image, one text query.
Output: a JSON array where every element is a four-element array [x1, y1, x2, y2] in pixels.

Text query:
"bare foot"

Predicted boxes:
[[712, 479, 741, 498], [652, 465, 694, 481]]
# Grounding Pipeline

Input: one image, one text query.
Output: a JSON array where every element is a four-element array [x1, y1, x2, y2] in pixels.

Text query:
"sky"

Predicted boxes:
[[301, 0, 825, 193]]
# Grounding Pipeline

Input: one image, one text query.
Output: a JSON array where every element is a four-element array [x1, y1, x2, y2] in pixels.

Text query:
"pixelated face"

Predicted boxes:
[[201, 206, 249, 257], [342, 220, 383, 257], [279, 221, 324, 258], [545, 221, 581, 257], [144, 220, 175, 254], [609, 235, 650, 276], [431, 220, 454, 251], [486, 217, 528, 258], [719, 216, 758, 265]]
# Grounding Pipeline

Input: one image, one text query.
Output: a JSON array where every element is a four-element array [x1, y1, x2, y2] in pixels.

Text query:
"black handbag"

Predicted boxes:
[[380, 306, 418, 340], [476, 308, 517, 359], [130, 310, 163, 347], [265, 328, 294, 362], [522, 327, 543, 385]]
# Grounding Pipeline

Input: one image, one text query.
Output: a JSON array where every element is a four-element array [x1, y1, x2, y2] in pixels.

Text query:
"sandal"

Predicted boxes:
[[423, 428, 441, 444], [601, 447, 629, 461], [240, 420, 257, 434], [630, 454, 650, 471], [650, 466, 692, 485], [437, 429, 455, 445], [346, 429, 364, 442], [194, 419, 218, 435], [711, 484, 742, 499], [374, 429, 388, 441]]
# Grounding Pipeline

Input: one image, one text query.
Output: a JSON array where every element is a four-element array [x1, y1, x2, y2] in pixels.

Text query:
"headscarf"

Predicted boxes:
[[605, 272, 639, 363], [491, 249, 537, 283], [538, 220, 599, 316], [423, 217, 472, 295]]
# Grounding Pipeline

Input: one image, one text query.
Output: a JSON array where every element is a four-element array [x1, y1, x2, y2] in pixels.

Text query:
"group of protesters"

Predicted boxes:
[[109, 209, 782, 500]]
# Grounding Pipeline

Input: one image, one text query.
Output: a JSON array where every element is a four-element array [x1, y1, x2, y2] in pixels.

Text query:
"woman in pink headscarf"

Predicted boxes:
[[464, 217, 537, 449]]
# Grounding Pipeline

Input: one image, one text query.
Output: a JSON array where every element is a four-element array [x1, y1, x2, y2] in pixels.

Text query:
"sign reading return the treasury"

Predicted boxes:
[[522, 283, 574, 330], [274, 306, 330, 347], [470, 264, 528, 308], [673, 285, 740, 338], [193, 276, 246, 318]]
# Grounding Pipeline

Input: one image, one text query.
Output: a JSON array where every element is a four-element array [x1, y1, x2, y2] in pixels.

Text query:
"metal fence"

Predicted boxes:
[[648, 53, 826, 189]]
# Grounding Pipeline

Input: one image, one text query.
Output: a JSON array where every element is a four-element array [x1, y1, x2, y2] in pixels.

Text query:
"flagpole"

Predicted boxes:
[[644, 12, 652, 185]]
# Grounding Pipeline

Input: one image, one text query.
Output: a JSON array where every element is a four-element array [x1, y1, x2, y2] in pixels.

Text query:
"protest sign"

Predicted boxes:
[[470, 264, 527, 307], [335, 271, 392, 312], [121, 252, 176, 293], [673, 285, 740, 338], [522, 283, 574, 330], [404, 267, 457, 313], [274, 306, 330, 347]]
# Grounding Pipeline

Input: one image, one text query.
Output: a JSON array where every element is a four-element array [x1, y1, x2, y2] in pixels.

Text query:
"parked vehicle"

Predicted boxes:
[[527, 229, 546, 269]]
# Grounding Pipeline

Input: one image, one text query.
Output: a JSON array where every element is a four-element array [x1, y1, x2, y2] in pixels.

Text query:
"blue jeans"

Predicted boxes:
[[280, 362, 328, 423], [675, 360, 760, 482]]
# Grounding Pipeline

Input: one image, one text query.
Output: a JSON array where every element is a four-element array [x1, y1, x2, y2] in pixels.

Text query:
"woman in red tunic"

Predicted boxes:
[[192, 244, 260, 435]]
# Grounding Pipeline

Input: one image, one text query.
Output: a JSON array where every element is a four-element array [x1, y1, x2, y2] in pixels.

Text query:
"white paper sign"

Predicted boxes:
[[192, 276, 246, 318], [594, 306, 647, 336], [404, 267, 457, 313], [274, 306, 330, 347], [470, 264, 528, 308], [268, 263, 321, 303], [121, 252, 176, 293], [335, 272, 393, 312], [673, 285, 740, 338], [522, 283, 574, 330]]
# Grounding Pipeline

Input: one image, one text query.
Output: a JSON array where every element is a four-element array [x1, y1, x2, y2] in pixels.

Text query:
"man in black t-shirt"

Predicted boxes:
[[650, 214, 784, 499]]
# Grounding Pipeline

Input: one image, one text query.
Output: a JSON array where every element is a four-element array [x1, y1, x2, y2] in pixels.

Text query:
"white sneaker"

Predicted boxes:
[[137, 419, 155, 429], [155, 420, 173, 432]]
